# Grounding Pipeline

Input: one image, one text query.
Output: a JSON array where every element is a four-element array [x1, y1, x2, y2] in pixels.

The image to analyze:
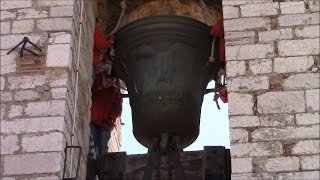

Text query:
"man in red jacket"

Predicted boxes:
[[87, 72, 123, 180]]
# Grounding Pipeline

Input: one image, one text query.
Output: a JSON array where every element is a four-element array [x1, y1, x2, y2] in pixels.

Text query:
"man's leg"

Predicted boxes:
[[86, 123, 99, 180], [97, 127, 112, 180]]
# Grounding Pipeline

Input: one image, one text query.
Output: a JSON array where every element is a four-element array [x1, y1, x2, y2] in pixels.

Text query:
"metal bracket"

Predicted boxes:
[[7, 37, 42, 58], [62, 145, 82, 180]]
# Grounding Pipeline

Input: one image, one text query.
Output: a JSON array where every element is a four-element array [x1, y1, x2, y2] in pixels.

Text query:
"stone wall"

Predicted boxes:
[[222, 0, 320, 179], [1, 0, 121, 179]]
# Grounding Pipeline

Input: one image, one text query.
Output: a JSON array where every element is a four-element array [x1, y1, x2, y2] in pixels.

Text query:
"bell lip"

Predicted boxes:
[[117, 15, 209, 36]]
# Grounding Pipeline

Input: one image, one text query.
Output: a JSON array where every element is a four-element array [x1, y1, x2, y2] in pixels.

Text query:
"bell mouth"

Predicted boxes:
[[114, 15, 216, 149]]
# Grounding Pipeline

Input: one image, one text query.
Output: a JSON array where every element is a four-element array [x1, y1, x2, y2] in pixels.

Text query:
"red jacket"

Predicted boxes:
[[91, 74, 122, 129], [93, 25, 113, 68], [210, 18, 225, 64]]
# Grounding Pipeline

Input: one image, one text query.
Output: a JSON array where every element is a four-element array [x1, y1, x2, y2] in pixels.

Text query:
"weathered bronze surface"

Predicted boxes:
[[114, 15, 218, 149]]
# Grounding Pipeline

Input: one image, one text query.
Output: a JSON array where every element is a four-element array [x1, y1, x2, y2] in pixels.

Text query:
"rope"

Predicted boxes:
[[108, 0, 127, 36]]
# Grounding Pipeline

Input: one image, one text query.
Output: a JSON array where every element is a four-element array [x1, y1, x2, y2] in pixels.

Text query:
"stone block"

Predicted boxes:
[[14, 90, 40, 101], [1, 34, 40, 50], [0, 54, 17, 75], [260, 114, 294, 127], [1, 117, 65, 134], [1, 91, 13, 102], [22, 132, 64, 152], [17, 9, 48, 19], [240, 3, 278, 17], [301, 155, 320, 170], [232, 158, 252, 173], [306, 89, 320, 111], [277, 171, 320, 180], [51, 87, 67, 99], [230, 129, 248, 143], [226, 44, 274, 60], [8, 104, 23, 119], [25, 100, 66, 117], [1, 11, 16, 20], [292, 140, 320, 155], [1, 104, 6, 119], [296, 113, 319, 125], [37, 18, 72, 31], [258, 28, 293, 42], [231, 142, 283, 158], [49, 32, 71, 44], [46, 44, 71, 67], [257, 91, 305, 114], [223, 0, 273, 6], [3, 152, 62, 175], [37, 0, 74, 7], [229, 116, 260, 128], [1, 22, 11, 34], [8, 75, 45, 90], [228, 92, 254, 115], [1, 135, 19, 155], [1, 76, 5, 90], [223, 6, 239, 19], [283, 73, 319, 90], [248, 59, 272, 75], [48, 72, 68, 87], [224, 17, 271, 31], [278, 39, 319, 56], [226, 61, 246, 77], [274, 56, 314, 73], [50, 6, 74, 17], [278, 13, 319, 26], [0, 0, 32, 10], [280, 1, 305, 14], [252, 125, 319, 141], [263, 157, 300, 172], [295, 25, 320, 38], [309, 1, 320, 12], [225, 31, 255, 45], [228, 76, 269, 91]]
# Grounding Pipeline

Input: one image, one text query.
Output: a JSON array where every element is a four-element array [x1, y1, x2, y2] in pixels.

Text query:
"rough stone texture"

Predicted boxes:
[[17, 8, 48, 19], [14, 90, 40, 101], [50, 6, 74, 17], [295, 25, 320, 38], [230, 129, 248, 143], [0, 0, 32, 10], [228, 92, 254, 115], [226, 44, 274, 60], [274, 56, 314, 73], [263, 157, 300, 172], [229, 116, 260, 128], [225, 31, 255, 46], [260, 114, 294, 127], [257, 91, 305, 114], [0, 135, 19, 155], [21, 132, 64, 152], [291, 140, 320, 155], [296, 113, 320, 125], [3, 153, 62, 175], [46, 44, 71, 67], [223, 6, 239, 19], [301, 155, 320, 170], [228, 76, 269, 91], [308, 1, 320, 12], [252, 125, 319, 141], [232, 158, 252, 173], [277, 171, 320, 180], [25, 100, 66, 117], [240, 3, 278, 17], [283, 73, 319, 90], [306, 89, 320, 111], [12, 20, 35, 33], [1, 22, 11, 34], [231, 142, 283, 158], [258, 28, 293, 42], [280, 1, 305, 14], [226, 61, 246, 77], [8, 104, 23, 119], [248, 59, 272, 75], [278, 13, 319, 27], [224, 17, 271, 31], [37, 18, 73, 31], [278, 39, 320, 56]]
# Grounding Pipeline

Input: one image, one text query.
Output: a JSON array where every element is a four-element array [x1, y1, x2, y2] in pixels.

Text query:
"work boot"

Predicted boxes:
[[86, 157, 97, 180]]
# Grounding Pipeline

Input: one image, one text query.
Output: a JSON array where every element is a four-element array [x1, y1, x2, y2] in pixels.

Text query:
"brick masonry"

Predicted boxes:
[[223, 0, 320, 179], [0, 0, 121, 179]]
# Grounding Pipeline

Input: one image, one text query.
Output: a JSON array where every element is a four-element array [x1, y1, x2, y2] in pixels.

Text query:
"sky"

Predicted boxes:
[[120, 81, 230, 154]]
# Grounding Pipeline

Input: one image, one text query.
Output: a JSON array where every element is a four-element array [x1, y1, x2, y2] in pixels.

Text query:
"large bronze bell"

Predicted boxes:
[[114, 15, 218, 149]]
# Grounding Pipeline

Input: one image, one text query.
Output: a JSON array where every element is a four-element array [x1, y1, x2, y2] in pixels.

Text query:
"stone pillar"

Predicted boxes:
[[0, 0, 98, 179], [223, 0, 319, 179]]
